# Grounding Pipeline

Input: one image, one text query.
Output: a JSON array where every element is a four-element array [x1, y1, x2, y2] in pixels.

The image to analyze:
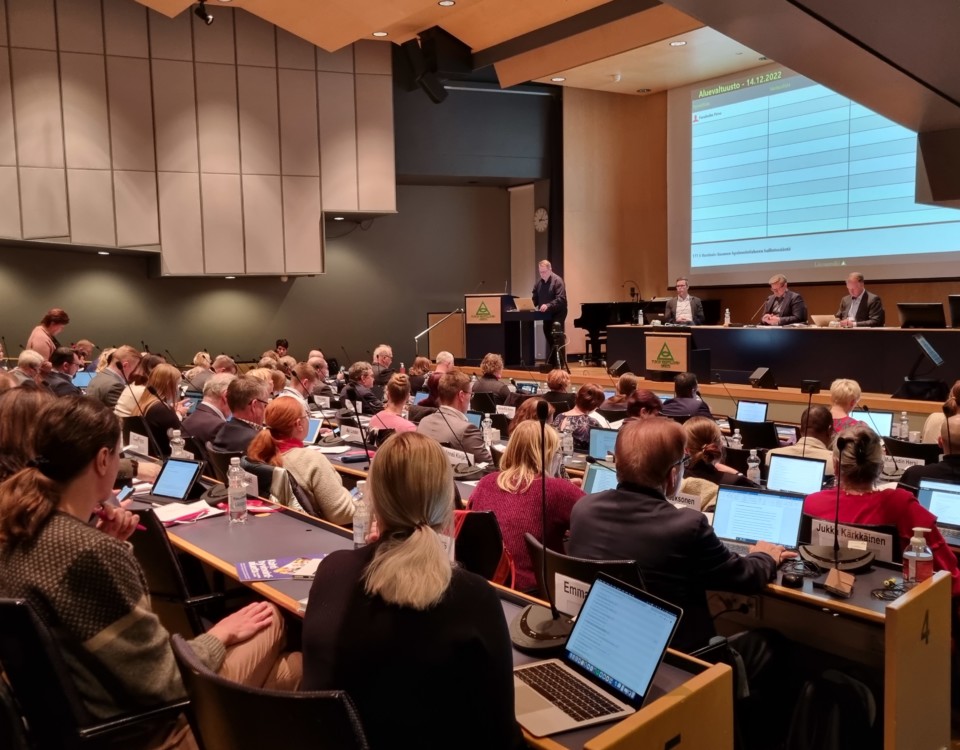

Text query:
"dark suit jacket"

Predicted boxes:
[[44, 371, 82, 397], [898, 454, 960, 494], [472, 375, 510, 401], [660, 396, 713, 420], [211, 419, 259, 453], [568, 482, 777, 651], [532, 272, 567, 322], [181, 403, 226, 446], [836, 290, 884, 327], [664, 295, 705, 325], [762, 289, 807, 326], [85, 369, 126, 407], [339, 383, 383, 415], [371, 364, 395, 387]]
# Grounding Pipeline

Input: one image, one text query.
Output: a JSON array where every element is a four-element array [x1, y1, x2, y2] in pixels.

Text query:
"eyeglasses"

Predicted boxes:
[[669, 453, 691, 470], [254, 398, 270, 407]]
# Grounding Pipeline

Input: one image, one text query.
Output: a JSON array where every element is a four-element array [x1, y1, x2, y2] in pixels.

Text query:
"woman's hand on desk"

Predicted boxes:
[[749, 540, 797, 563], [208, 601, 276, 647]]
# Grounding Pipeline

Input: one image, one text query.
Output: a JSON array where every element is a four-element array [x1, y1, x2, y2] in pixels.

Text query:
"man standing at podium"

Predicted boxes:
[[533, 260, 567, 366]]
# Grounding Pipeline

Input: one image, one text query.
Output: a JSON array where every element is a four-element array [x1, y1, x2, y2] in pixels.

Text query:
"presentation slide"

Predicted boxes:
[[667, 65, 960, 286]]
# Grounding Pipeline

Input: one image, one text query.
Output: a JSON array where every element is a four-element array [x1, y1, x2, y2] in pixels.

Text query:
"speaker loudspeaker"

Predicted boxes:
[[749, 367, 777, 390], [608, 360, 630, 377], [399, 38, 447, 103]]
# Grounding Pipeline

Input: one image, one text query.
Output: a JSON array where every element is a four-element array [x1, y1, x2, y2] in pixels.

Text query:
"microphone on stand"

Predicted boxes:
[[510, 400, 573, 654], [141, 340, 150, 353], [798, 380, 821, 459], [341, 384, 374, 470], [621, 279, 640, 302], [861, 404, 898, 474], [747, 300, 767, 326], [470, 280, 485, 294]]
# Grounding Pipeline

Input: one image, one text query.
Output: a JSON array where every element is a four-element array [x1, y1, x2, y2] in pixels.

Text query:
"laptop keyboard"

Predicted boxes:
[[939, 526, 960, 544], [723, 540, 751, 556], [516, 662, 621, 721]]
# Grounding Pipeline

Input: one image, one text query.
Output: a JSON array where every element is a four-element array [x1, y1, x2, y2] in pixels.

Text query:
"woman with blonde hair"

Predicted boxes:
[[921, 379, 960, 444], [469, 420, 584, 592], [829, 378, 863, 433], [135, 363, 189, 457], [246, 397, 354, 524], [368, 373, 416, 433], [302, 432, 524, 750]]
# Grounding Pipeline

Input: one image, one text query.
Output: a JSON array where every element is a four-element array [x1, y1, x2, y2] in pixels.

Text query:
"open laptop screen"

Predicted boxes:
[[766, 454, 826, 495], [466, 410, 483, 428], [305, 418, 323, 444], [851, 409, 893, 437], [588, 427, 618, 460], [582, 463, 618, 494], [917, 478, 960, 529], [736, 400, 768, 423], [72, 371, 95, 388], [712, 487, 805, 547], [515, 381, 539, 395], [413, 391, 429, 404]]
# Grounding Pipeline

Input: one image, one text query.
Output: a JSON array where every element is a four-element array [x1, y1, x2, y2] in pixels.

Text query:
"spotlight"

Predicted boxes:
[[194, 2, 214, 25]]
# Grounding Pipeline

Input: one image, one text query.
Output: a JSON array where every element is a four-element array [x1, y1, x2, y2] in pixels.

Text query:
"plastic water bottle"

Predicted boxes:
[[227, 457, 247, 524], [637, 309, 644, 326], [724, 308, 731, 327], [353, 481, 370, 549], [399, 361, 406, 374], [169, 430, 187, 458], [561, 421, 575, 464], [899, 411, 909, 440], [730, 428, 742, 449], [746, 449, 761, 483], [481, 413, 493, 448], [903, 527, 934, 587]]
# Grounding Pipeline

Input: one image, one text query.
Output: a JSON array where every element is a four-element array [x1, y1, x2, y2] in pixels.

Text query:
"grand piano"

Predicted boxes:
[[574, 300, 663, 365]]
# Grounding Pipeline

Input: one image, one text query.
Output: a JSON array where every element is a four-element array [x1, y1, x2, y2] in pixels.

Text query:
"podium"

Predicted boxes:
[[464, 294, 547, 366]]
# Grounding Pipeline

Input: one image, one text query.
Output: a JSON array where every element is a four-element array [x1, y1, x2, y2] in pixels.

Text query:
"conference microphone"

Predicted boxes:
[[341, 345, 352, 367], [713, 372, 740, 426], [622, 279, 640, 301], [585, 454, 616, 471], [860, 404, 899, 473], [340, 384, 373, 468], [470, 280, 485, 294], [747, 300, 766, 325], [165, 349, 204, 395], [141, 340, 150, 353], [511, 398, 573, 654]]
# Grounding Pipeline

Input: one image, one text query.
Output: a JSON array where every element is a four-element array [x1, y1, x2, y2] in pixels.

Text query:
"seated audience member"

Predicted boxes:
[[508, 397, 555, 437], [417, 371, 442, 409], [624, 389, 663, 422], [368, 374, 416, 434], [44, 346, 83, 396], [921, 380, 960, 444], [805, 425, 960, 595], [434, 350, 455, 374], [684, 417, 759, 489], [308, 355, 336, 397], [135, 364, 189, 457], [94, 347, 116, 374], [275, 338, 289, 358], [541, 369, 574, 411], [600, 372, 638, 411], [181, 372, 234, 446], [184, 351, 212, 391], [302, 433, 524, 750], [899, 414, 960, 492], [247, 367, 285, 396], [115, 353, 166, 418], [407, 356, 433, 394], [0, 386, 55, 481], [73, 338, 96, 372], [472, 353, 510, 402], [660, 371, 713, 420], [210, 354, 238, 376], [278, 362, 318, 406], [211, 376, 269, 453], [278, 356, 297, 379], [257, 357, 278, 370], [766, 404, 836, 478], [261, 349, 280, 365], [370, 344, 395, 387], [9, 349, 43, 386], [468, 421, 584, 593], [26, 307, 69, 362], [569, 418, 788, 653], [417, 370, 492, 464], [829, 378, 864, 433], [340, 361, 384, 416], [552, 383, 608, 452], [0, 397, 301, 748], [247, 398, 355, 524]]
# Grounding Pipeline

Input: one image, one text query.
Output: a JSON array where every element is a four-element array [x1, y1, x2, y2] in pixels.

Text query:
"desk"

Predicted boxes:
[[166, 509, 733, 750]]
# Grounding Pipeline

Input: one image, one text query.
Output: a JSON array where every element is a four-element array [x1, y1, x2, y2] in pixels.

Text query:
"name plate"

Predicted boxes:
[[496, 405, 516, 418], [673, 491, 701, 510], [811, 519, 895, 563], [340, 425, 364, 444], [441, 446, 473, 466], [314, 395, 330, 408], [128, 432, 149, 456], [554, 573, 592, 617]]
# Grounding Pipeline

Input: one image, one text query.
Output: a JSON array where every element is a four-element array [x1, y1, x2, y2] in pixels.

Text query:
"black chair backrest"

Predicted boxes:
[[504, 391, 534, 408], [490, 413, 511, 435], [728, 418, 781, 449], [543, 391, 575, 412], [799, 514, 903, 564], [239, 457, 274, 498], [470, 391, 503, 413], [454, 511, 506, 581], [883, 436, 941, 465], [122, 415, 159, 456], [596, 407, 625, 424], [723, 446, 767, 475], [406, 404, 436, 423], [205, 441, 241, 483], [171, 635, 370, 750], [184, 435, 211, 469], [524, 533, 644, 607]]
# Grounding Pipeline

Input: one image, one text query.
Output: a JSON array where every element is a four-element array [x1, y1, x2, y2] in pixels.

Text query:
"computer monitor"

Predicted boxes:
[[602, 388, 616, 400], [851, 409, 894, 437], [735, 400, 768, 423], [897, 302, 946, 329], [582, 463, 619, 494], [917, 478, 960, 530], [466, 410, 483, 428], [71, 371, 94, 388], [588, 427, 618, 461]]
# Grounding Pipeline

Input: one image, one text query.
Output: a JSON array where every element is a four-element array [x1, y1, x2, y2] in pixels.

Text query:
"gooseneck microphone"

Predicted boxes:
[[118, 361, 166, 461], [470, 280, 485, 294], [747, 299, 767, 325], [341, 383, 374, 470], [141, 340, 150, 353], [860, 404, 898, 473]]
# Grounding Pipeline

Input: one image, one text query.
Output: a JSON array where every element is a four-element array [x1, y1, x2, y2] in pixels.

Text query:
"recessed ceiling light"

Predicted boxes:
[[333, 216, 345, 221], [217, 0, 232, 3], [97, 251, 110, 256], [438, 0, 455, 6], [551, 77, 566, 82], [372, 31, 388, 37], [225, 275, 236, 280], [636, 88, 651, 94], [669, 40, 687, 47]]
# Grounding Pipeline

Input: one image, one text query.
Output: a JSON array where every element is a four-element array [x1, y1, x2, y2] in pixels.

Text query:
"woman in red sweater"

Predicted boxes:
[[468, 420, 584, 593]]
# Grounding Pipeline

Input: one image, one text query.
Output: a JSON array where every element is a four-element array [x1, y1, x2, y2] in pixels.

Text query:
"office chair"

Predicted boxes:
[[171, 635, 370, 750], [238, 458, 318, 517], [0, 598, 188, 750], [728, 418, 780, 450], [204, 442, 241, 483], [596, 407, 626, 424], [471, 391, 504, 414], [524, 533, 644, 603], [542, 391, 575, 412], [723, 446, 768, 475], [454, 511, 514, 587], [882, 436, 941, 465], [406, 404, 437, 423]]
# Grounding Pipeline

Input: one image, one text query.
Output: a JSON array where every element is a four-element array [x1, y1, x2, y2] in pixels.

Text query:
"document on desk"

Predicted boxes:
[[236, 555, 327, 581], [312, 445, 350, 454], [153, 500, 224, 525]]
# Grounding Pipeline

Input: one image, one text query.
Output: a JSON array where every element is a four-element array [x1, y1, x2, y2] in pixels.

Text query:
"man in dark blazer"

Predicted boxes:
[[339, 361, 384, 417], [664, 277, 705, 325], [761, 273, 808, 326], [898, 414, 960, 492], [182, 373, 235, 446], [416, 370, 492, 465], [568, 418, 787, 653], [43, 347, 83, 397], [659, 372, 713, 420], [835, 272, 885, 328], [369, 344, 396, 387], [210, 376, 268, 453]]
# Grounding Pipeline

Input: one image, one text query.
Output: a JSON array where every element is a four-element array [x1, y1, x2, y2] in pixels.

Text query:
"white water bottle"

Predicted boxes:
[[481, 413, 493, 448], [353, 481, 370, 549], [746, 449, 761, 483], [561, 421, 575, 463], [724, 308, 731, 326], [169, 430, 186, 458], [898, 411, 909, 440], [730, 429, 743, 449], [903, 527, 933, 587], [637, 309, 644, 326], [227, 457, 247, 524]]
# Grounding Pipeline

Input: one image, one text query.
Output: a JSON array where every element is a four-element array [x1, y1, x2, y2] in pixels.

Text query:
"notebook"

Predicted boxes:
[[514, 574, 682, 738], [736, 400, 768, 423], [711, 486, 805, 556], [850, 409, 893, 438], [582, 462, 618, 494], [140, 458, 204, 505], [810, 314, 836, 327], [588, 427, 618, 461], [917, 478, 960, 541], [766, 454, 826, 495]]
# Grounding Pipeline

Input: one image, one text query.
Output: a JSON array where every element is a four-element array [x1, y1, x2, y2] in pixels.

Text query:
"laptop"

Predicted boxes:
[[515, 381, 539, 395], [916, 478, 960, 542], [466, 410, 483, 428], [588, 427, 618, 461], [711, 486, 805, 556], [514, 574, 682, 738], [413, 391, 430, 405], [140, 458, 205, 505], [72, 371, 95, 388], [735, 400, 768, 423], [582, 462, 618, 494], [766, 454, 827, 495], [602, 388, 616, 400], [514, 297, 536, 311], [810, 314, 836, 327], [851, 409, 893, 437]]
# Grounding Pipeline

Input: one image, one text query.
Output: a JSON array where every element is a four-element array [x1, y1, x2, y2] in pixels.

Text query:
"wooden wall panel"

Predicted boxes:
[[55, 0, 104, 55], [355, 73, 395, 211], [237, 65, 280, 175], [113, 170, 159, 247], [102, 0, 148, 58], [10, 49, 63, 168], [19, 166, 67, 238], [354, 40, 390, 75], [148, 9, 192, 61], [200, 173, 244, 274], [276, 27, 314, 70], [67, 168, 115, 246], [0, 53, 15, 166], [0, 0, 7, 46], [60, 52, 110, 170], [242, 174, 284, 273], [151, 59, 198, 173], [107, 56, 155, 171], [282, 175, 322, 274], [316, 45, 353, 73], [192, 6, 235, 65], [317, 71, 357, 210], [195, 62, 240, 174], [234, 10, 275, 68], [158, 171, 203, 274], [278, 68, 319, 177], [0, 167, 20, 238], [6, 0, 56, 50]]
